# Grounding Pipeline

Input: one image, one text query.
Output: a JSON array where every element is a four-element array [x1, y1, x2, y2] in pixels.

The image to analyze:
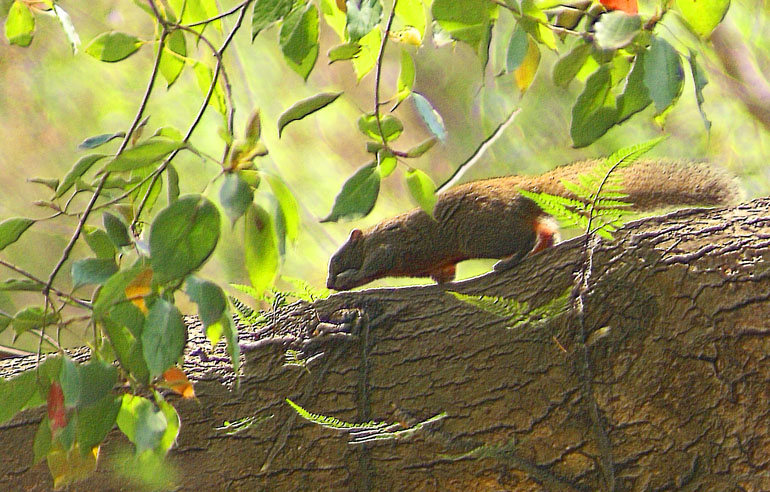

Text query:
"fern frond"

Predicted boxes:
[[450, 292, 529, 319], [286, 398, 390, 431], [281, 276, 332, 302]]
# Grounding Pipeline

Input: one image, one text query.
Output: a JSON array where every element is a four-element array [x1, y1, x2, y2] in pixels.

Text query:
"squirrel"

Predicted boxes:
[[326, 159, 739, 290]]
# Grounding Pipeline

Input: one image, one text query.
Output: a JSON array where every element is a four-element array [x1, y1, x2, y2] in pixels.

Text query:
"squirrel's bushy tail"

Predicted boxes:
[[521, 158, 740, 211]]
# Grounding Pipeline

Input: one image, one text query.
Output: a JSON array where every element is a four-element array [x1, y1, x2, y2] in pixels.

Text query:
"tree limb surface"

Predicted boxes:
[[2, 198, 770, 491]]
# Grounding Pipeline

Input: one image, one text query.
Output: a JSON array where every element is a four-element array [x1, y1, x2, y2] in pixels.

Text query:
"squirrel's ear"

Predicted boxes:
[[349, 229, 363, 241]]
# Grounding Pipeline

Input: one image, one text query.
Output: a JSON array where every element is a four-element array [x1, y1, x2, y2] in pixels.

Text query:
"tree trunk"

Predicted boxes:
[[2, 198, 770, 491]]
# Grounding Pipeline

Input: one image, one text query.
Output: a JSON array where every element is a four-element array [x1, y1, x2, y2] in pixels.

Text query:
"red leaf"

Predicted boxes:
[[600, 0, 638, 14], [47, 382, 67, 432]]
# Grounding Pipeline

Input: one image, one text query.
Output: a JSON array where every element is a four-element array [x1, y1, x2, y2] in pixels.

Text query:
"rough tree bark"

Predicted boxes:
[[2, 198, 770, 491]]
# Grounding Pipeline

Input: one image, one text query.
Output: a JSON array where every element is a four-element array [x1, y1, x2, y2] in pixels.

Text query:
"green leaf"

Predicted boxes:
[[103, 137, 185, 172], [0, 367, 39, 425], [431, 0, 497, 53], [28, 177, 59, 191], [219, 173, 253, 224], [169, 0, 221, 32], [321, 161, 380, 222], [252, 0, 293, 39], [405, 137, 438, 158], [186, 277, 226, 328], [55, 154, 108, 198], [71, 258, 119, 287], [53, 5, 80, 54], [553, 42, 591, 87], [12, 306, 58, 336], [244, 110, 262, 146], [594, 11, 641, 50], [101, 316, 149, 384], [0, 278, 41, 292], [244, 204, 280, 296], [352, 27, 380, 80], [405, 168, 437, 216], [78, 133, 125, 150], [643, 37, 684, 114], [346, 0, 383, 42], [117, 394, 166, 454], [358, 113, 404, 142], [60, 359, 117, 409], [141, 299, 186, 378], [377, 149, 397, 177], [277, 92, 342, 137], [85, 31, 142, 62], [193, 62, 227, 116], [279, 2, 320, 80], [5, 1, 35, 47], [263, 173, 300, 241], [396, 49, 415, 103], [571, 65, 618, 148], [159, 29, 186, 88], [328, 42, 362, 62], [103, 212, 131, 248], [506, 25, 529, 72], [616, 52, 651, 123], [412, 92, 447, 141], [155, 393, 180, 453], [221, 311, 240, 373], [676, 0, 729, 37], [149, 195, 220, 284], [33, 418, 52, 464], [0, 217, 34, 251], [76, 395, 121, 452], [688, 50, 711, 131]]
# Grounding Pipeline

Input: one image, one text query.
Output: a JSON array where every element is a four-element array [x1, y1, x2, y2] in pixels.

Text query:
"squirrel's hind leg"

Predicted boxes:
[[430, 264, 457, 283]]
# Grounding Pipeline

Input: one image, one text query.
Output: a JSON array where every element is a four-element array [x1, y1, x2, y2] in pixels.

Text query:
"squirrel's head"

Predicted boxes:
[[327, 229, 366, 290]]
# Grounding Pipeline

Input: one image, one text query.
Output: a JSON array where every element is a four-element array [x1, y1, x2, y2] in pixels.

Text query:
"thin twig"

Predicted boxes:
[[43, 23, 169, 298], [373, 0, 399, 150], [0, 258, 91, 308], [132, 4, 247, 229], [436, 107, 519, 193]]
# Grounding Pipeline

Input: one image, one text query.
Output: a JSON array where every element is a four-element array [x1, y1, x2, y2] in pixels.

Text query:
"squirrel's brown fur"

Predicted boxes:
[[327, 159, 739, 290]]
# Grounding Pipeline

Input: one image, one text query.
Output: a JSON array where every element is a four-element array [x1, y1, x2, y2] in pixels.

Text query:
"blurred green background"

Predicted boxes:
[[1, 0, 768, 351]]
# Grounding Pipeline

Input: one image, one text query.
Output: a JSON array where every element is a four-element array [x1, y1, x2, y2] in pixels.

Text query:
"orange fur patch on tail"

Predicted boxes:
[[532, 216, 560, 254]]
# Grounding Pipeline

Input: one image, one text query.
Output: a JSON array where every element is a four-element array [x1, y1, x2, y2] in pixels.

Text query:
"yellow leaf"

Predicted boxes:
[[514, 36, 541, 93], [48, 441, 99, 489], [125, 268, 153, 315]]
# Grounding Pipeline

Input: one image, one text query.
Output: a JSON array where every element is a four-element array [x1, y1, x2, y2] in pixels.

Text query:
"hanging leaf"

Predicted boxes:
[[5, 1, 35, 47], [321, 161, 380, 222], [252, 0, 293, 39], [643, 37, 684, 114], [85, 31, 142, 62], [346, 0, 383, 42], [159, 29, 186, 87], [676, 0, 729, 37], [244, 204, 280, 296], [553, 42, 591, 87], [279, 2, 320, 80], [594, 11, 641, 50], [405, 169, 437, 216], [277, 92, 342, 136], [412, 93, 446, 141], [571, 65, 618, 148], [0, 217, 35, 251], [506, 25, 529, 72], [103, 138, 185, 172], [513, 36, 540, 93], [687, 50, 711, 131], [149, 195, 221, 284]]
